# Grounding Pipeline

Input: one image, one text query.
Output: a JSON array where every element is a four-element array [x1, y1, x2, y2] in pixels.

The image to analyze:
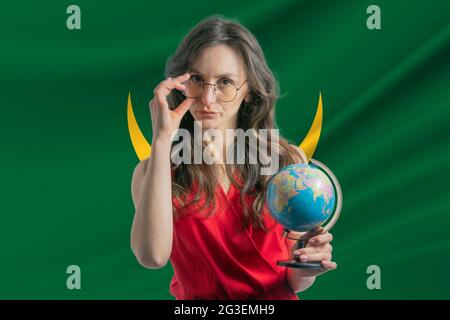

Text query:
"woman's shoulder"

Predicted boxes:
[[287, 143, 308, 164], [132, 157, 150, 179]]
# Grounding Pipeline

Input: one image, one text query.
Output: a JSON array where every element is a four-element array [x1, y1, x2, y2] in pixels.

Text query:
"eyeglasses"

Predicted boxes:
[[182, 75, 248, 102]]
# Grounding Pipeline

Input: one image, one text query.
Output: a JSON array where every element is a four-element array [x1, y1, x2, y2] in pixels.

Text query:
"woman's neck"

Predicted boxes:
[[203, 127, 236, 164]]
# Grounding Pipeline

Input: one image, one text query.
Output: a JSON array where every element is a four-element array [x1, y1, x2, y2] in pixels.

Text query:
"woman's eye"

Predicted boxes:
[[218, 79, 232, 86], [191, 75, 203, 85]]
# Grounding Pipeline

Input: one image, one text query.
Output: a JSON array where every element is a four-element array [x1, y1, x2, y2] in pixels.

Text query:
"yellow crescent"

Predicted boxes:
[[299, 92, 323, 161], [127, 92, 151, 161], [127, 92, 322, 162]]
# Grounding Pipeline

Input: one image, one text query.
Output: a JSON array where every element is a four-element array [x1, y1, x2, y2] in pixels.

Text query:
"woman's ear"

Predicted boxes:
[[244, 93, 252, 103]]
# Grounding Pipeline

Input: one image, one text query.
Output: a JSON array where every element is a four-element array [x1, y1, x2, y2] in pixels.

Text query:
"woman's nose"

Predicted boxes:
[[200, 84, 217, 107]]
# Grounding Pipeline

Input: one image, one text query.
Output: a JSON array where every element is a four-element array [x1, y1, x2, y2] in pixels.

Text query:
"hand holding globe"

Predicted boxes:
[[266, 159, 342, 270], [288, 227, 336, 276]]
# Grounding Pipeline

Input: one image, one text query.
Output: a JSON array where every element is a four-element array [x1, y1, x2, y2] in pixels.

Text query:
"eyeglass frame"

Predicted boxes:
[[182, 77, 248, 102]]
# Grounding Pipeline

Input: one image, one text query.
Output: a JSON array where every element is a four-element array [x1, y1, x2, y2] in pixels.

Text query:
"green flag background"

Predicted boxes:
[[1, 0, 449, 299]]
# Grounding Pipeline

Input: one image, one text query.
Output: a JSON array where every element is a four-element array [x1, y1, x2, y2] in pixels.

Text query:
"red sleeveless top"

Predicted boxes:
[[169, 177, 299, 300]]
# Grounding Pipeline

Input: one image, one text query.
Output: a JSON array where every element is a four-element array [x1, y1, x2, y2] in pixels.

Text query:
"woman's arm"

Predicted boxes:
[[285, 229, 336, 292], [130, 73, 193, 269], [285, 237, 316, 292], [130, 137, 174, 269]]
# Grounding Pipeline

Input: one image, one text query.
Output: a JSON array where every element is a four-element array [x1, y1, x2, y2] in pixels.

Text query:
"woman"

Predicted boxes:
[[130, 16, 336, 300]]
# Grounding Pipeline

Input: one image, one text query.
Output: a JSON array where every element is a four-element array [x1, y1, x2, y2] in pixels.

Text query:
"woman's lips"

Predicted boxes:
[[198, 111, 220, 118]]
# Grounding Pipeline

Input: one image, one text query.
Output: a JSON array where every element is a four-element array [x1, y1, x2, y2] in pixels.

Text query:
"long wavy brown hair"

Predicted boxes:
[[164, 15, 304, 231]]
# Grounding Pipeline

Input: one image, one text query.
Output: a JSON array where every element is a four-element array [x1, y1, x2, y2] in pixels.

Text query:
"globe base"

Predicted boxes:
[[277, 259, 324, 270]]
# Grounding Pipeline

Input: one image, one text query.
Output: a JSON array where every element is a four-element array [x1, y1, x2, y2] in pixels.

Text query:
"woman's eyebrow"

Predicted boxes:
[[190, 68, 239, 79]]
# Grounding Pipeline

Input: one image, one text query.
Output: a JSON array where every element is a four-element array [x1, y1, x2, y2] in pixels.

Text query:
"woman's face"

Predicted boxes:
[[187, 44, 250, 131]]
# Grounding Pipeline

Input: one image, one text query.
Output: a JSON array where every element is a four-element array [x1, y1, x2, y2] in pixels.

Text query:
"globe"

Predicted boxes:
[[266, 161, 338, 232]]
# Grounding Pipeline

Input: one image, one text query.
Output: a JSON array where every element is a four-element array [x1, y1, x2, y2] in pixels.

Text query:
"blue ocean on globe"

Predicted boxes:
[[266, 163, 336, 232]]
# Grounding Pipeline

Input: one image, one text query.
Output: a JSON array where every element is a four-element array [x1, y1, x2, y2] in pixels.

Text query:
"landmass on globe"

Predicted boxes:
[[267, 164, 336, 231]]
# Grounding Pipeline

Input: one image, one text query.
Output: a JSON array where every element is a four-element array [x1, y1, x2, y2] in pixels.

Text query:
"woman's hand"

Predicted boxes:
[[288, 227, 337, 278], [149, 73, 195, 141]]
